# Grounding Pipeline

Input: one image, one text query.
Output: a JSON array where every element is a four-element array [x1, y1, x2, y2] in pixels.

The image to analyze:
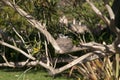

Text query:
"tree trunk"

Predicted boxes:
[[112, 0, 120, 28]]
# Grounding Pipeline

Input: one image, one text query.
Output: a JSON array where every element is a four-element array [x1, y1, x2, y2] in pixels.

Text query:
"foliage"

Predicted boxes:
[[69, 55, 118, 80], [0, 0, 119, 80]]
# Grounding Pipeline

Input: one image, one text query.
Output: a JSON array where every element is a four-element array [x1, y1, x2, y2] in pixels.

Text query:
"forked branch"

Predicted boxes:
[[0, 41, 36, 60], [1, 0, 62, 53]]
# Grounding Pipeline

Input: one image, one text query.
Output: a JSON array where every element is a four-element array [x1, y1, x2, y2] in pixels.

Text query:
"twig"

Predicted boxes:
[[45, 40, 50, 66], [53, 57, 58, 69], [86, 62, 98, 80], [17, 67, 32, 80], [105, 4, 115, 20], [115, 54, 119, 79], [0, 31, 15, 67], [103, 1, 120, 35], [12, 27, 25, 44], [12, 27, 31, 66], [0, 40, 36, 60], [1, 52, 15, 67], [86, 0, 110, 26], [12, 27, 31, 53]]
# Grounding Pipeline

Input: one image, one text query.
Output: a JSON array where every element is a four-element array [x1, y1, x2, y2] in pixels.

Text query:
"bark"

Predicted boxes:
[[0, 41, 36, 60], [0, 49, 114, 75], [112, 0, 120, 28]]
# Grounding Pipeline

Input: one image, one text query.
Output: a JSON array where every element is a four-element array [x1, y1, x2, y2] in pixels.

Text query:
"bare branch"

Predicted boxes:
[[79, 42, 115, 53], [86, 0, 110, 26], [1, 0, 62, 53], [57, 41, 115, 54], [0, 61, 52, 69], [45, 40, 50, 66], [0, 49, 114, 75], [49, 50, 113, 75], [0, 41, 36, 60], [103, 1, 120, 35], [105, 4, 115, 20], [1, 52, 15, 67]]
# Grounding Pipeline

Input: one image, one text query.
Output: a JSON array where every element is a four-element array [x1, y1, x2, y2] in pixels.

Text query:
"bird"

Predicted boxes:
[[59, 15, 68, 26], [56, 34, 74, 53], [68, 19, 89, 34]]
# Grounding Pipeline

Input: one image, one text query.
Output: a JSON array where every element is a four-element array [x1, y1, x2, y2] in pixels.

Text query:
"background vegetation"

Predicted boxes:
[[0, 0, 120, 80]]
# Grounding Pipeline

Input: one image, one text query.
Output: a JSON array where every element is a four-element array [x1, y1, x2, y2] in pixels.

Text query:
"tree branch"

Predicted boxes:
[[0, 41, 36, 60], [103, 1, 120, 35], [1, 0, 62, 53], [86, 0, 110, 26]]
